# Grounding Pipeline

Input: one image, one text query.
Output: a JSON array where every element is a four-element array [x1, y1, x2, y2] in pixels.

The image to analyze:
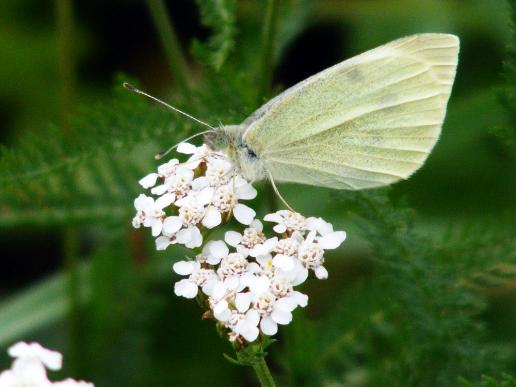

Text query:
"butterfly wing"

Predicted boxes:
[[243, 33, 459, 189]]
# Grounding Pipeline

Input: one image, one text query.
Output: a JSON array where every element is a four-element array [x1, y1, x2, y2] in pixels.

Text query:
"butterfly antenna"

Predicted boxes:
[[122, 83, 215, 130], [154, 130, 215, 160], [266, 169, 295, 212]]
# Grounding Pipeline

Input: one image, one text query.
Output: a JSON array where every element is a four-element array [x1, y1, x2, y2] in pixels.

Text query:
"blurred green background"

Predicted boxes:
[[0, 0, 515, 386]]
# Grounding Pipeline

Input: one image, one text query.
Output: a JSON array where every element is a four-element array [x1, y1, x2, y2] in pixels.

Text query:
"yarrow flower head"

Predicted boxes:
[[132, 143, 347, 345], [132, 143, 257, 251], [0, 342, 94, 387]]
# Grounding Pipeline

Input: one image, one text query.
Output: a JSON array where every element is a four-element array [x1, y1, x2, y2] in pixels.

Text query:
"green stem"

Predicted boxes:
[[146, 0, 191, 99], [252, 356, 277, 387], [56, 0, 74, 133], [257, 0, 280, 104], [56, 0, 81, 373]]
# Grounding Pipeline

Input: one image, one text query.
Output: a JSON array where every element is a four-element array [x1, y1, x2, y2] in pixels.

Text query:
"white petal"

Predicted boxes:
[[260, 317, 278, 335], [318, 231, 347, 249], [241, 325, 259, 342], [236, 245, 250, 257], [176, 142, 197, 154], [291, 291, 309, 307], [208, 240, 229, 260], [138, 173, 158, 188], [305, 230, 317, 244], [246, 309, 260, 326], [272, 254, 295, 271], [191, 176, 209, 191], [176, 166, 194, 179], [291, 266, 309, 287], [250, 219, 263, 231], [134, 194, 153, 211], [185, 227, 203, 248], [162, 216, 182, 235], [201, 278, 217, 296], [175, 228, 192, 244], [157, 159, 179, 175], [150, 219, 163, 237], [276, 297, 298, 312], [0, 371, 17, 385], [314, 265, 329, 279], [224, 231, 242, 247], [196, 186, 214, 205], [155, 236, 172, 250], [150, 184, 168, 196], [235, 292, 252, 313], [233, 204, 255, 225], [235, 181, 257, 200], [173, 261, 198, 275], [224, 276, 240, 291], [249, 276, 270, 296], [271, 307, 292, 325], [264, 213, 283, 223], [271, 310, 292, 326], [202, 207, 222, 229], [9, 342, 63, 371], [213, 299, 228, 315], [246, 263, 261, 274], [155, 193, 175, 209], [174, 279, 198, 299], [318, 219, 334, 235], [212, 281, 227, 300], [273, 224, 287, 234]]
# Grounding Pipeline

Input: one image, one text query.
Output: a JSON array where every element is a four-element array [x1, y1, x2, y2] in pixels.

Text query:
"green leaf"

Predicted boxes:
[[194, 0, 237, 70]]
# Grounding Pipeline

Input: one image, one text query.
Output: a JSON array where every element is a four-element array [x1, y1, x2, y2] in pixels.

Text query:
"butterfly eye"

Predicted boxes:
[[244, 146, 257, 160]]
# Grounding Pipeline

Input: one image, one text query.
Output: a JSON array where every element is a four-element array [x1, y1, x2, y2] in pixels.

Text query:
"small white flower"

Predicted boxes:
[[264, 210, 306, 234], [173, 261, 218, 299], [259, 292, 308, 336], [133, 193, 174, 236], [0, 342, 93, 387], [157, 158, 180, 178], [202, 240, 229, 265], [224, 220, 276, 257], [176, 226, 203, 248], [205, 158, 233, 187], [151, 166, 194, 197], [233, 309, 260, 342]]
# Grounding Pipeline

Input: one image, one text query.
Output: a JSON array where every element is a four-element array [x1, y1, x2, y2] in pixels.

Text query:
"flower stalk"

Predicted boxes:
[[252, 356, 276, 387]]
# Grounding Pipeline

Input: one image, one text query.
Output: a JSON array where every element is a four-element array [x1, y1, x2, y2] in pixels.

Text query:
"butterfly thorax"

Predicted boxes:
[[204, 124, 267, 182]]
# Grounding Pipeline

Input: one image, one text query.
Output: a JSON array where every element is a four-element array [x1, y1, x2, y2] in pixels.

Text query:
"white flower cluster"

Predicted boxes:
[[132, 143, 346, 343], [0, 342, 93, 387], [133, 143, 257, 250], [172, 213, 345, 342]]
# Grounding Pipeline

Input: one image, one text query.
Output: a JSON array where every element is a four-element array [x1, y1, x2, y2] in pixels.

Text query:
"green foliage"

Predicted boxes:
[[493, 0, 516, 149], [459, 373, 516, 387], [193, 0, 237, 71], [0, 79, 196, 227], [0, 1, 515, 386]]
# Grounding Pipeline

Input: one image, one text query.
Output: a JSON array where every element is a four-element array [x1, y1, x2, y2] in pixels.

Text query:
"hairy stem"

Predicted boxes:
[[252, 356, 277, 387], [146, 0, 191, 99]]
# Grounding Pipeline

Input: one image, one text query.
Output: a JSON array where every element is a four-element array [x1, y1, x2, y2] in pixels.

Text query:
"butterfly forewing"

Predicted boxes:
[[243, 33, 459, 190]]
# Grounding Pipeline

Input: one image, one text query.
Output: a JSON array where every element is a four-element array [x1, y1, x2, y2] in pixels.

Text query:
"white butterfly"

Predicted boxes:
[[127, 33, 459, 205]]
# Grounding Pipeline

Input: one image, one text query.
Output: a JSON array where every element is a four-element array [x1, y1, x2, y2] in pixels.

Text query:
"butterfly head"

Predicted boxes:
[[205, 125, 266, 182]]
